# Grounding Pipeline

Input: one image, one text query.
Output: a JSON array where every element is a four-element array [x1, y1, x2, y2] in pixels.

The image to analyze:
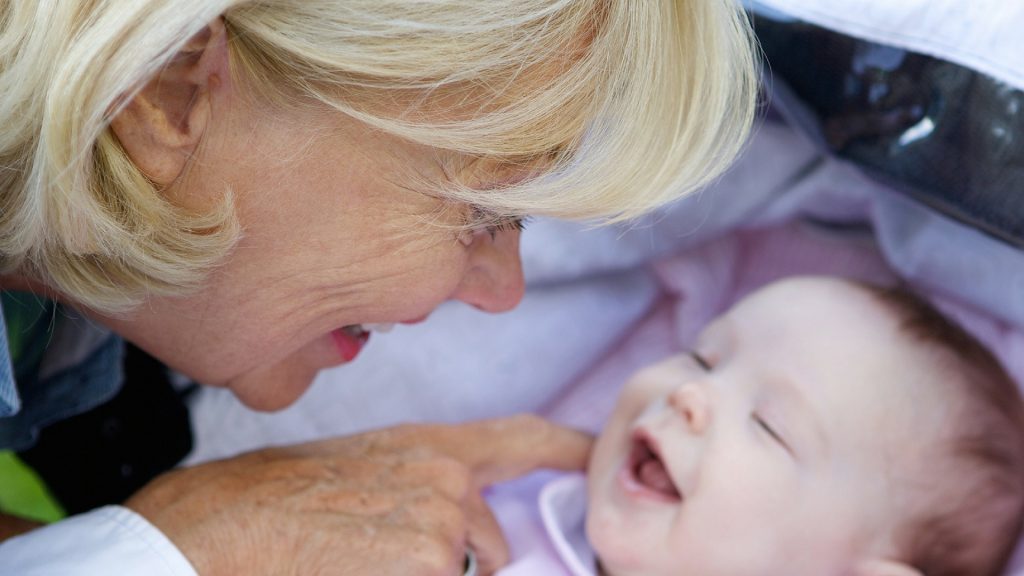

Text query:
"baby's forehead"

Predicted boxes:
[[735, 277, 883, 315], [715, 278, 903, 346], [718, 278, 958, 443]]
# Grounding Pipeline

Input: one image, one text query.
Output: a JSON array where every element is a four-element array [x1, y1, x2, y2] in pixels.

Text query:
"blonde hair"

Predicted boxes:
[[0, 0, 758, 314]]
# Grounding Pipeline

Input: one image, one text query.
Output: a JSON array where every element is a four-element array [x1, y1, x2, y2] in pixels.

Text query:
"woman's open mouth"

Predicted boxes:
[[329, 321, 411, 362], [330, 325, 374, 362], [620, 429, 683, 502]]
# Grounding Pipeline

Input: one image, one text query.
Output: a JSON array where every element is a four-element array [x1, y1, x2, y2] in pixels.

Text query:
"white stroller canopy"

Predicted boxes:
[[746, 0, 1024, 91]]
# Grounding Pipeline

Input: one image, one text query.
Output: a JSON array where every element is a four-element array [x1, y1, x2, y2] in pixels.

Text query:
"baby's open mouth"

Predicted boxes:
[[628, 431, 682, 501]]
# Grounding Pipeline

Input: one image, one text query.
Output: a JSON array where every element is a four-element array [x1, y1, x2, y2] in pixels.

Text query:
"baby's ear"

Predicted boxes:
[[855, 559, 924, 576]]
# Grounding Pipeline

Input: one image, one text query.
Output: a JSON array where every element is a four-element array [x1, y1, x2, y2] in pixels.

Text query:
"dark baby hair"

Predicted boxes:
[[863, 284, 1024, 576]]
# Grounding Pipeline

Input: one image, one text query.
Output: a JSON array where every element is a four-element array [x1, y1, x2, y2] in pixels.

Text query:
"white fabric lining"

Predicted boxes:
[[747, 0, 1024, 90]]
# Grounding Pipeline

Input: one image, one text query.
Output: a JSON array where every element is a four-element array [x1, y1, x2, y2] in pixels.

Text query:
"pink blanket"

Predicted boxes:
[[183, 116, 1024, 574], [491, 221, 1024, 575]]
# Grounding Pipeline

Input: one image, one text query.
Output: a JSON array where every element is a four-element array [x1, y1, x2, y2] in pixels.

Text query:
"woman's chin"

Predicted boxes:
[[225, 353, 329, 412], [218, 330, 369, 411]]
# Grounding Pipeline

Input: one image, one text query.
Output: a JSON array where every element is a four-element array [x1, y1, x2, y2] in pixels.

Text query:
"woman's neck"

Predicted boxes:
[[0, 273, 65, 303]]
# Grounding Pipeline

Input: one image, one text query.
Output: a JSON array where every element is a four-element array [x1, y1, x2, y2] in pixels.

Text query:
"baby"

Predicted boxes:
[[501, 276, 1024, 576]]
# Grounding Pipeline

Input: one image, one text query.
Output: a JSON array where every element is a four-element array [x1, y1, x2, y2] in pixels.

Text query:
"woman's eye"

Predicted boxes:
[[467, 206, 529, 239], [484, 216, 529, 236], [690, 351, 712, 371], [753, 413, 792, 453]]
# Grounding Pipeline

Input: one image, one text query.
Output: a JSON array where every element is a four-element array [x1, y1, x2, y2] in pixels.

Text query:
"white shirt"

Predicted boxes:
[[0, 506, 196, 576]]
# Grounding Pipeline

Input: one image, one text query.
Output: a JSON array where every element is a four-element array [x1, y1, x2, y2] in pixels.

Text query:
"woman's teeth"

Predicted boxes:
[[341, 325, 367, 338], [341, 323, 395, 336]]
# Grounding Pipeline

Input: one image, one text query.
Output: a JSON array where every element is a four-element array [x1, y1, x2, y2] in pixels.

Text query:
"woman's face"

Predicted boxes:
[[103, 89, 527, 411]]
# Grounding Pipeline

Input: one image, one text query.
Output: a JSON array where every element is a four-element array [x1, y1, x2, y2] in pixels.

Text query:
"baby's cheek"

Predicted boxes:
[[585, 432, 623, 516], [615, 383, 655, 418], [584, 509, 612, 556], [585, 508, 643, 572]]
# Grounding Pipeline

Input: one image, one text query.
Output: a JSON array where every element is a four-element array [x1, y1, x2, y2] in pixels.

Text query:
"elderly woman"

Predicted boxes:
[[0, 1, 756, 575]]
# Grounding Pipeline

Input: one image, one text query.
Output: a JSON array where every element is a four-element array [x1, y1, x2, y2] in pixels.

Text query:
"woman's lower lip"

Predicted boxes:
[[330, 327, 370, 362]]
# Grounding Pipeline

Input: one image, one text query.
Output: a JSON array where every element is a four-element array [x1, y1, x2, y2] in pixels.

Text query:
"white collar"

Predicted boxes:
[[538, 474, 599, 576]]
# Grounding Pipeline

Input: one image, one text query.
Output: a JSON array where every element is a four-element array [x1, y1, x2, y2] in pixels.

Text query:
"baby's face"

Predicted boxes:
[[587, 277, 946, 576]]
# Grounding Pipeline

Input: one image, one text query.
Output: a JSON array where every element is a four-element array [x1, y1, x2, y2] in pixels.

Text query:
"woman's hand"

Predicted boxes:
[[125, 415, 592, 576]]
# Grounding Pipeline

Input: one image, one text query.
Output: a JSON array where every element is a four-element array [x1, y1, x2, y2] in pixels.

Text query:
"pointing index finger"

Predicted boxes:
[[441, 415, 594, 487]]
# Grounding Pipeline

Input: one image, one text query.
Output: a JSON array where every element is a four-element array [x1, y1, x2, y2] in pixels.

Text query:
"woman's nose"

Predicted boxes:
[[451, 228, 526, 313], [667, 383, 711, 434]]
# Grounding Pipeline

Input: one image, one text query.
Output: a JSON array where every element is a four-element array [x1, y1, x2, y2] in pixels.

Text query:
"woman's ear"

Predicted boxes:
[[855, 559, 924, 576], [109, 18, 230, 186]]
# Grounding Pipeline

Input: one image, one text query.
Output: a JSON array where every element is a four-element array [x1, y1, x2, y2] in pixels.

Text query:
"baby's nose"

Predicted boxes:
[[668, 383, 711, 434]]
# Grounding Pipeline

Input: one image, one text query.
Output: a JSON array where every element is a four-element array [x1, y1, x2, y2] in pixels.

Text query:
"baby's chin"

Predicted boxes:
[[583, 492, 640, 576], [583, 454, 685, 576], [584, 514, 616, 576]]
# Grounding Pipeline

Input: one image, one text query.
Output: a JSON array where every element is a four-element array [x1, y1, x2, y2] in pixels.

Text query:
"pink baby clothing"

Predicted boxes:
[[493, 219, 1024, 574]]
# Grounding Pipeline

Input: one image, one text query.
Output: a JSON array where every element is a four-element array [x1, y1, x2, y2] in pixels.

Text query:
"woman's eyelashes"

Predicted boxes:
[[484, 216, 530, 237], [467, 206, 530, 239]]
